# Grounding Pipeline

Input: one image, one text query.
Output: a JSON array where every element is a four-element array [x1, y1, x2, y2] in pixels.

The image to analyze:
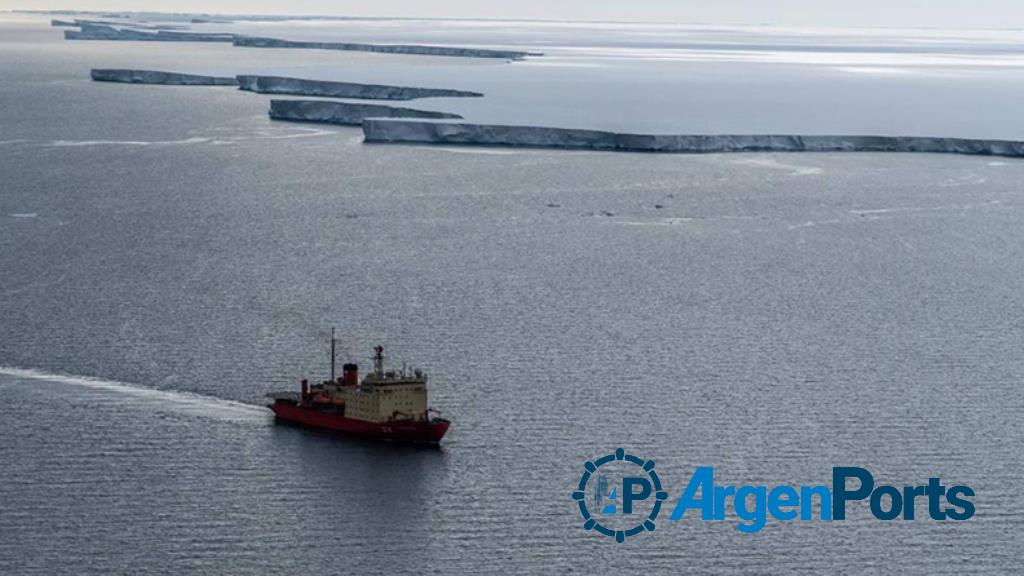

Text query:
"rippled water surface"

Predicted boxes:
[[1, 14, 1023, 575]]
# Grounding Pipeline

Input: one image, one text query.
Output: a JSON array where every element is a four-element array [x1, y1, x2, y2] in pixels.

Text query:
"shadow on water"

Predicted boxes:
[[267, 415, 450, 566]]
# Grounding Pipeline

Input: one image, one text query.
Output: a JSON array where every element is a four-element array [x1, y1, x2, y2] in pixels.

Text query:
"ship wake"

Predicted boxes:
[[0, 366, 269, 423]]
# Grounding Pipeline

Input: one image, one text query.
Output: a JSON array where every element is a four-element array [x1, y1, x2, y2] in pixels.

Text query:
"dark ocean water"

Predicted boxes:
[[1, 15, 1023, 575]]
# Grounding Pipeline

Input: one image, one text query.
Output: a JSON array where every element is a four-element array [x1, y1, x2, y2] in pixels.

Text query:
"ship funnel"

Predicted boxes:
[[373, 345, 384, 378], [342, 363, 358, 387]]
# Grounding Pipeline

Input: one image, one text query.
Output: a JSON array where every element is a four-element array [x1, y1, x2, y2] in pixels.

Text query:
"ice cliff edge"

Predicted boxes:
[[270, 101, 462, 126], [236, 75, 482, 100], [362, 120, 1024, 158], [91, 69, 237, 85]]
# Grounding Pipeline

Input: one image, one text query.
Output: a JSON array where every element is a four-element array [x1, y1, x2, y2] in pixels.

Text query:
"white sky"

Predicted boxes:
[[6, 0, 1024, 28]]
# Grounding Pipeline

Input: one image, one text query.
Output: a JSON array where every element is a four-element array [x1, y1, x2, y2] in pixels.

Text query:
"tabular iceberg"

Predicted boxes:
[[233, 36, 538, 60], [66, 25, 234, 42], [91, 69, 238, 86], [236, 75, 482, 100], [362, 120, 1024, 158], [269, 100, 462, 126]]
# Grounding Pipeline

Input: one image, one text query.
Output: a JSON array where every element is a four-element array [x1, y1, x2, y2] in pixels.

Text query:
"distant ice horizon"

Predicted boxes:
[[8, 0, 1024, 30], [16, 8, 1024, 139]]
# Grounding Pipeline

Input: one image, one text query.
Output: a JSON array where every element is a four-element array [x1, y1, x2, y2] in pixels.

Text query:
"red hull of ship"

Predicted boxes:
[[272, 400, 450, 444]]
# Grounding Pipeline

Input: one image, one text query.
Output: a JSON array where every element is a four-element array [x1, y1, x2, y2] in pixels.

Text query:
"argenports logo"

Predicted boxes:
[[572, 448, 669, 542], [573, 450, 976, 541]]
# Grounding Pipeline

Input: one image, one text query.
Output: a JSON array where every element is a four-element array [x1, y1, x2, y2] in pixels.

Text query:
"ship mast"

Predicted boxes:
[[330, 327, 337, 383]]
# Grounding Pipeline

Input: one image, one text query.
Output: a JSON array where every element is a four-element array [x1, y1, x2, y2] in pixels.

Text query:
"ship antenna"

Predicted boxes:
[[330, 327, 337, 383]]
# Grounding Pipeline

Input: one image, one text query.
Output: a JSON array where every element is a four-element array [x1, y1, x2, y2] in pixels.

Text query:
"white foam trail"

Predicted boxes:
[[787, 218, 843, 230], [48, 137, 211, 147], [43, 128, 335, 149], [425, 147, 524, 156], [9, 213, 38, 218], [732, 156, 824, 175], [849, 200, 1001, 215], [614, 217, 701, 227], [938, 173, 987, 187], [0, 366, 269, 422], [254, 127, 337, 140]]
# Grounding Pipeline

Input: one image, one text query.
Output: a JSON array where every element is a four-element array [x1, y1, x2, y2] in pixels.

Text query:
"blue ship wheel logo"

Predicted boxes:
[[572, 448, 668, 542]]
